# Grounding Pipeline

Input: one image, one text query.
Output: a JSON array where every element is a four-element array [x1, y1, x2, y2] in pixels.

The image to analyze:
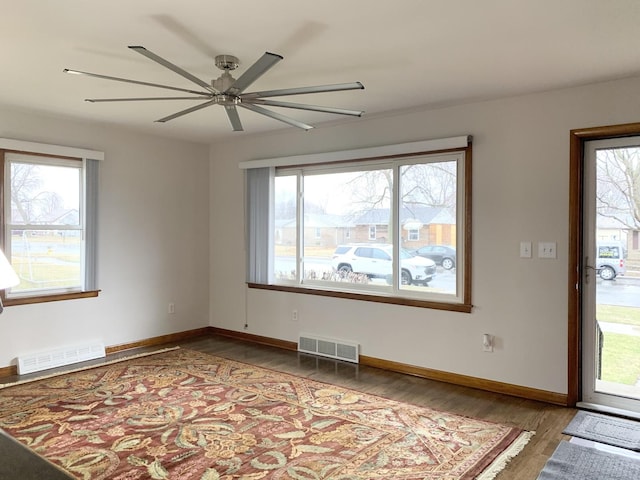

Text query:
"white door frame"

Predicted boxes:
[[569, 122, 640, 411], [579, 136, 640, 417]]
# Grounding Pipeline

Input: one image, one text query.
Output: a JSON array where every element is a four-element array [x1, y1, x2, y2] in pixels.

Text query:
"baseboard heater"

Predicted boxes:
[[17, 341, 106, 375], [298, 334, 359, 363]]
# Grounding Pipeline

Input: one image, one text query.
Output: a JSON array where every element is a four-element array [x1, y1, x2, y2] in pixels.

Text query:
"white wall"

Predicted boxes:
[[0, 107, 210, 367], [209, 75, 640, 395]]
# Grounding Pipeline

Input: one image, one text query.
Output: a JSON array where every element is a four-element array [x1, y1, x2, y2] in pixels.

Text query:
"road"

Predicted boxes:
[[596, 277, 640, 308]]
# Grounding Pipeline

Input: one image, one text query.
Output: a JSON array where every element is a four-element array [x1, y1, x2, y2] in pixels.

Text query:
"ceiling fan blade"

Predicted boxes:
[[244, 98, 363, 117], [239, 103, 313, 130], [86, 96, 208, 103], [64, 69, 211, 96], [224, 106, 243, 131], [243, 82, 364, 99], [226, 52, 283, 95], [129, 45, 215, 92], [155, 99, 217, 123]]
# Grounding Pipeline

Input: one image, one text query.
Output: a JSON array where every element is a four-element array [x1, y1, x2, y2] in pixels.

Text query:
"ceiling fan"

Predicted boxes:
[[64, 46, 365, 131]]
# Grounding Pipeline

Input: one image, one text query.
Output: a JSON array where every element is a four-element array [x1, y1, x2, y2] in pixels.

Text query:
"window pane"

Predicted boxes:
[[10, 163, 80, 226], [10, 229, 82, 293], [301, 168, 393, 289], [6, 158, 84, 297], [274, 175, 297, 281], [399, 161, 457, 295]]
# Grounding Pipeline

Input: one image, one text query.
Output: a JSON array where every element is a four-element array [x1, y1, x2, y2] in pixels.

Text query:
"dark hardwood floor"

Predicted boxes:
[[0, 334, 576, 479]]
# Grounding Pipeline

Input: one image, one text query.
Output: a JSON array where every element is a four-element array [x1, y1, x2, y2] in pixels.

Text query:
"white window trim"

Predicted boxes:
[[239, 136, 470, 170], [0, 138, 104, 161]]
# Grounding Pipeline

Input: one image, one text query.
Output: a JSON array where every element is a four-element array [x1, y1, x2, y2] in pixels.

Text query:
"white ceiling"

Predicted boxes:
[[4, 1, 640, 144]]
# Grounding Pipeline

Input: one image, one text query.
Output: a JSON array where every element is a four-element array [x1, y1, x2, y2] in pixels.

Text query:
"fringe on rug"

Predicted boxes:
[[0, 346, 181, 390], [476, 430, 536, 480]]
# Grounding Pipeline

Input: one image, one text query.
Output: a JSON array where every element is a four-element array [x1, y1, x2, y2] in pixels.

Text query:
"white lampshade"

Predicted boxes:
[[0, 249, 19, 290]]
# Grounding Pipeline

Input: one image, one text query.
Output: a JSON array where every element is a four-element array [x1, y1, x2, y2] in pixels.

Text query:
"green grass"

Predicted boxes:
[[597, 304, 640, 327], [597, 304, 640, 385], [9, 233, 82, 290], [601, 332, 640, 385]]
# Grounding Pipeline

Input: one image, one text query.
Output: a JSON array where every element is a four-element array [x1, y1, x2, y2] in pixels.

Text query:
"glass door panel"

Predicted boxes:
[[582, 137, 640, 415]]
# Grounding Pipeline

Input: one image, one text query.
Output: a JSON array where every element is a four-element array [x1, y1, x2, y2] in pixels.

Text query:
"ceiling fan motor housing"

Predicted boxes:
[[215, 55, 239, 71], [212, 70, 237, 93]]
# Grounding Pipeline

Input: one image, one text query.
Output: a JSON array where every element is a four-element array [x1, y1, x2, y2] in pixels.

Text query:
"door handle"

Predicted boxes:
[[584, 256, 601, 283]]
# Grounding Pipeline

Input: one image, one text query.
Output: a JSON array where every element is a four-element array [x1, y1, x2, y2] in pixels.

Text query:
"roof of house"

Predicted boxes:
[[276, 207, 455, 229], [355, 207, 455, 226]]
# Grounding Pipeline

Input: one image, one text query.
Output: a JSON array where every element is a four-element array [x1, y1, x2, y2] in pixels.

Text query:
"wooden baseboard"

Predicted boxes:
[[106, 327, 212, 354], [211, 328, 568, 406], [359, 355, 568, 406], [0, 364, 16, 378], [209, 327, 298, 351], [1, 327, 568, 406]]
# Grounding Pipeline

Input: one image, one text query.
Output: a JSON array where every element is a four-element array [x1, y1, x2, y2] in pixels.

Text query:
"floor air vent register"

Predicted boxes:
[[298, 334, 359, 363], [17, 342, 106, 375]]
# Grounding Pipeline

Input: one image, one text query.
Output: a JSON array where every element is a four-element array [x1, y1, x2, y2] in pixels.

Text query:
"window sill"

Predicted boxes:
[[4, 290, 101, 307], [247, 283, 472, 313]]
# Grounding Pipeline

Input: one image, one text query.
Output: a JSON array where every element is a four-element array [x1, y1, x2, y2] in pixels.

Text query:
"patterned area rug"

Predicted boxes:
[[0, 348, 533, 479]]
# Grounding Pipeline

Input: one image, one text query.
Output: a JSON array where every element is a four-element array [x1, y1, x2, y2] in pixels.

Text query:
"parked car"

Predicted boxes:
[[412, 245, 457, 270], [331, 244, 436, 285], [596, 242, 626, 280]]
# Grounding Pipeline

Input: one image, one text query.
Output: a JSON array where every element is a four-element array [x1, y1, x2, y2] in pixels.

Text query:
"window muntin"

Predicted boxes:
[[272, 151, 466, 305], [4, 153, 88, 298]]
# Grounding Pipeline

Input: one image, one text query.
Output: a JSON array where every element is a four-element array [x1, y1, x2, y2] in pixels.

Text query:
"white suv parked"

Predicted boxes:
[[331, 244, 436, 285]]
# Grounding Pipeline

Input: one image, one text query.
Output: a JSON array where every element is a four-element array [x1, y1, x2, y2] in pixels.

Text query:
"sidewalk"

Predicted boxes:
[[599, 321, 640, 336]]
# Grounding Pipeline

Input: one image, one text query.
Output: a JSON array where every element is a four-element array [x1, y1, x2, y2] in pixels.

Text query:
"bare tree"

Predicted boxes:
[[344, 161, 457, 219], [10, 163, 64, 224], [347, 169, 393, 215], [597, 148, 640, 229], [401, 161, 457, 210]]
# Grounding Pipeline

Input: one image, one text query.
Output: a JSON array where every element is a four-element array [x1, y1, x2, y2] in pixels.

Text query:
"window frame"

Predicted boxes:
[[243, 136, 472, 313], [0, 139, 102, 306]]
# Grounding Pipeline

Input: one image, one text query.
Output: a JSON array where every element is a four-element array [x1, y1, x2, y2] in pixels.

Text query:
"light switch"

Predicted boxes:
[[520, 241, 532, 258], [538, 241, 557, 259]]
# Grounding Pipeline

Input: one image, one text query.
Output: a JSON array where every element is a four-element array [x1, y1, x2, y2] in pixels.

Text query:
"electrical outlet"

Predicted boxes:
[[483, 333, 493, 352], [168, 303, 175, 314], [291, 310, 298, 322]]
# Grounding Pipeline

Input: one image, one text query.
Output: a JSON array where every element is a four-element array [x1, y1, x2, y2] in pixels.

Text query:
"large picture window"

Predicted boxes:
[[0, 139, 102, 305], [244, 137, 472, 312]]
